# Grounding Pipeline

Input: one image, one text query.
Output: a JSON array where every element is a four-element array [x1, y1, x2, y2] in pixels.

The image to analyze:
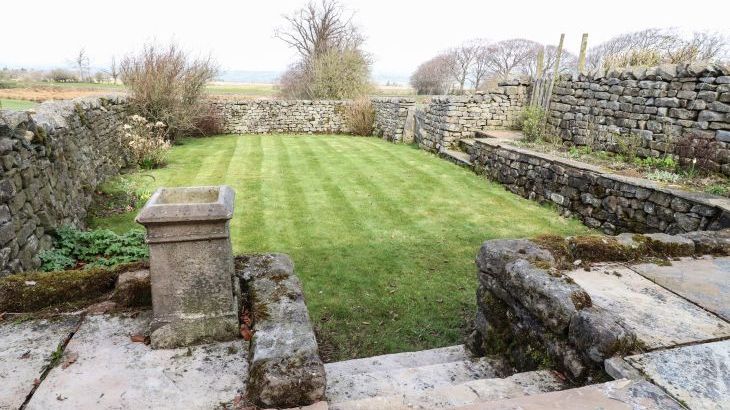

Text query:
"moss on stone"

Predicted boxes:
[[0, 261, 147, 312]]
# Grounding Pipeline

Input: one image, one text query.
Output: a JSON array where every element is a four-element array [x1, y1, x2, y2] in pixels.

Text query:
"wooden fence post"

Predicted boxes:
[[578, 33, 588, 74]]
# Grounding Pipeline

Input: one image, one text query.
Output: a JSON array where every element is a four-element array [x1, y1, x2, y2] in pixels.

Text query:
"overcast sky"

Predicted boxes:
[[2, 0, 729, 77]]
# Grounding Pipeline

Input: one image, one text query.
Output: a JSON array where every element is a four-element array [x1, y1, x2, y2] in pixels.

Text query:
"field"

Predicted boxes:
[[0, 81, 415, 107], [91, 134, 590, 361], [0, 98, 38, 111]]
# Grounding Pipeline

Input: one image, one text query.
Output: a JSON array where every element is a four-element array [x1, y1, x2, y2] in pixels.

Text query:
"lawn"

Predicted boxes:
[[92, 134, 591, 361], [0, 98, 38, 111]]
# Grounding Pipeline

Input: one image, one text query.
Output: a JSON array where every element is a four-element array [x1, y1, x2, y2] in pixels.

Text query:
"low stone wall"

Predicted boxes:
[[471, 138, 730, 234], [211, 99, 349, 134], [372, 97, 416, 143], [237, 254, 325, 408], [414, 80, 529, 152], [547, 63, 730, 174], [467, 231, 730, 381], [0, 97, 130, 276]]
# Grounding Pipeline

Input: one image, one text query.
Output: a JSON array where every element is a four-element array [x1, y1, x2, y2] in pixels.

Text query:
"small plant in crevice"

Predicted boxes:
[[646, 170, 682, 183], [38, 226, 148, 272], [518, 106, 547, 143]]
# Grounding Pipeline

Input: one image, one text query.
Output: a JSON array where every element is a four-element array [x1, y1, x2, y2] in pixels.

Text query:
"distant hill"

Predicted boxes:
[[217, 70, 411, 86]]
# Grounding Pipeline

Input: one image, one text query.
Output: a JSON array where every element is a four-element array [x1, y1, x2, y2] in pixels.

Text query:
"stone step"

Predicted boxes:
[[330, 370, 565, 410], [475, 129, 524, 141], [453, 379, 684, 410], [326, 356, 507, 403], [324, 345, 470, 379], [440, 149, 472, 167]]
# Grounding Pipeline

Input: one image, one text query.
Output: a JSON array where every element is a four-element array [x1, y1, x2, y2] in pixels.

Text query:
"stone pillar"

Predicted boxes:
[[136, 185, 239, 349]]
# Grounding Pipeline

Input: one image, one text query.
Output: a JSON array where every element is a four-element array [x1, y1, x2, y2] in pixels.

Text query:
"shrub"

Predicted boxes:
[[123, 114, 171, 169], [47, 68, 78, 83], [518, 106, 546, 142], [280, 49, 372, 99], [612, 133, 643, 161], [344, 97, 375, 136], [120, 43, 218, 140], [193, 103, 225, 136], [38, 226, 148, 272]]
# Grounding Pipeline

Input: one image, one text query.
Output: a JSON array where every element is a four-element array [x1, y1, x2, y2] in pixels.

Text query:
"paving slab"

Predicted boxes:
[[324, 344, 470, 379], [453, 379, 683, 410], [626, 340, 730, 410], [567, 264, 730, 349], [0, 315, 80, 410], [26, 312, 248, 410], [631, 256, 730, 321]]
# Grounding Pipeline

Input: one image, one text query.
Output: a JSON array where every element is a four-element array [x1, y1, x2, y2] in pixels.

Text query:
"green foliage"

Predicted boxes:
[[612, 132, 643, 161], [634, 155, 678, 171], [39, 226, 148, 272], [518, 107, 546, 143], [706, 183, 730, 197]]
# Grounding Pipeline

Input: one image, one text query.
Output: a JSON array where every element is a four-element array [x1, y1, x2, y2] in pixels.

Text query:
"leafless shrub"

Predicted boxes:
[[194, 103, 225, 136], [409, 54, 452, 95], [120, 43, 218, 140], [344, 97, 375, 136]]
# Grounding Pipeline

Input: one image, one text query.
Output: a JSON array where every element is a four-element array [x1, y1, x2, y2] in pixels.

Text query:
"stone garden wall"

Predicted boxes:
[[547, 63, 730, 174], [414, 80, 529, 152], [471, 138, 730, 234], [371, 97, 416, 143], [211, 99, 350, 134], [0, 97, 130, 276]]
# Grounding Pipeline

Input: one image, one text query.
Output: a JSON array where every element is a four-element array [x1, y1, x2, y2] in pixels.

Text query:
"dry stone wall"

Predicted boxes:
[[547, 63, 730, 174], [211, 99, 350, 134], [414, 80, 529, 152], [0, 97, 130, 276], [372, 97, 416, 143], [471, 138, 730, 235]]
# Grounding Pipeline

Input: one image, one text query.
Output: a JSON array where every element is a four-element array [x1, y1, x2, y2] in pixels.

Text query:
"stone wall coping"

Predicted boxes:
[[560, 62, 730, 83], [473, 137, 730, 213]]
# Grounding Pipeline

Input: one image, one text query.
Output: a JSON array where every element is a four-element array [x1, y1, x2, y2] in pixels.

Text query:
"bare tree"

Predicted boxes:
[[274, 0, 363, 60], [469, 39, 492, 90], [485, 39, 541, 80], [75, 48, 90, 82], [666, 31, 729, 63], [526, 45, 578, 77], [409, 54, 452, 95], [445, 43, 478, 93], [586, 28, 677, 71], [109, 56, 119, 84]]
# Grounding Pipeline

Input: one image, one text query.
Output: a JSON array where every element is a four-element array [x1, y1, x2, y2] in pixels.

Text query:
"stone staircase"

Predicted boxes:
[[324, 345, 568, 409], [439, 130, 524, 168]]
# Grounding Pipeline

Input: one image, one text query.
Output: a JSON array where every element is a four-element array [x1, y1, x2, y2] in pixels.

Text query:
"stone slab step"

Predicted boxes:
[[440, 149, 472, 167], [567, 264, 730, 349], [453, 379, 683, 410], [330, 370, 565, 410], [326, 356, 506, 403], [324, 345, 470, 379], [625, 339, 730, 409], [475, 130, 524, 141]]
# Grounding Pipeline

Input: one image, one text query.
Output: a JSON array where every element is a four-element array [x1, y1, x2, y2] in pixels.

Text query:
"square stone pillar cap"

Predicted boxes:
[[136, 185, 235, 225]]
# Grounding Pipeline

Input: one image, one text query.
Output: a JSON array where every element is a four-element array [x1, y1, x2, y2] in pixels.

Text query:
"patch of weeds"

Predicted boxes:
[[88, 176, 141, 219], [518, 106, 547, 143], [646, 170, 682, 183], [706, 183, 730, 197], [634, 155, 677, 171], [38, 226, 148, 271]]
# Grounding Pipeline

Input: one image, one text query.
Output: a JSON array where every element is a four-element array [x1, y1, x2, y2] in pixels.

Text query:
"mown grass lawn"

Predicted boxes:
[[92, 134, 591, 361]]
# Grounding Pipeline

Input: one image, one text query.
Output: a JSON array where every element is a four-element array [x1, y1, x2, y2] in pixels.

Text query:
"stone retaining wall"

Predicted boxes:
[[547, 63, 730, 174], [211, 99, 350, 134], [371, 97, 416, 143], [471, 138, 730, 234], [414, 80, 529, 152], [0, 97, 130, 276], [468, 231, 730, 381]]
